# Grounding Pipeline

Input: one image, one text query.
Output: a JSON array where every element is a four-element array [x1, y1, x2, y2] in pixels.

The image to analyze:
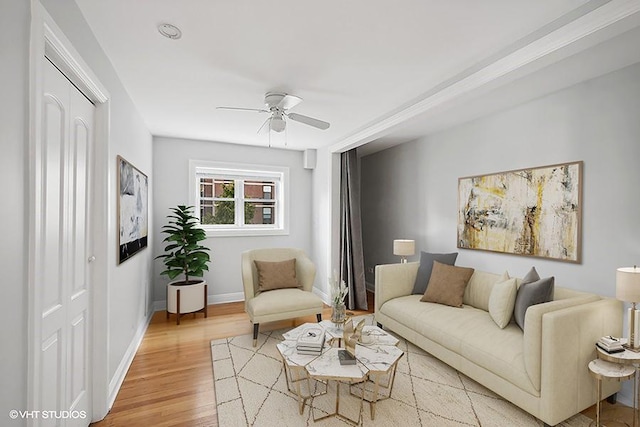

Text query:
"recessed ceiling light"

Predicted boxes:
[[158, 23, 182, 40]]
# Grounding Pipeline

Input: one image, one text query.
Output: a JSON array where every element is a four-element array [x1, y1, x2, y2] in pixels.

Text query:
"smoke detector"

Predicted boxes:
[[158, 23, 182, 40]]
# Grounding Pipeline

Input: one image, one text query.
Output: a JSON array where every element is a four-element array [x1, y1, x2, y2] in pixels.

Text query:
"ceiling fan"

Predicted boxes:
[[217, 92, 330, 134]]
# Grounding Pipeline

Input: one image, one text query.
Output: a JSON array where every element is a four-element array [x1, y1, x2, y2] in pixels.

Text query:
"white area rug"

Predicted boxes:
[[211, 316, 592, 426]]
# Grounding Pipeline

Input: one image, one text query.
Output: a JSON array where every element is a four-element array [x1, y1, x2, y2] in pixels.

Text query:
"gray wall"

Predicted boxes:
[[0, 0, 30, 418], [361, 60, 640, 298], [152, 137, 314, 304]]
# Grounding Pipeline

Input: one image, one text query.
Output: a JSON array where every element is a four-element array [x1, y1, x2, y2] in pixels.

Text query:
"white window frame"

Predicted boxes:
[[189, 160, 290, 237]]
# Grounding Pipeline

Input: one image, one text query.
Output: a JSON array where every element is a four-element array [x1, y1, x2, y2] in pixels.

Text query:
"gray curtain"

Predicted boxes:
[[340, 149, 368, 310]]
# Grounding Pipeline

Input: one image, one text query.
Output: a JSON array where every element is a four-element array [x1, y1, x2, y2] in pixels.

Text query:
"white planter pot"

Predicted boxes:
[[166, 279, 207, 324]]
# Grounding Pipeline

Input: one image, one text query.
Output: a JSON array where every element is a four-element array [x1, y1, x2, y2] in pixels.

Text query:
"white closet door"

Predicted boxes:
[[37, 58, 94, 426]]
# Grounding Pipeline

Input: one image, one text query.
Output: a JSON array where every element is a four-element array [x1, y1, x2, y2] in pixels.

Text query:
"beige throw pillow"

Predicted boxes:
[[254, 259, 300, 291], [488, 277, 518, 328], [420, 261, 475, 307]]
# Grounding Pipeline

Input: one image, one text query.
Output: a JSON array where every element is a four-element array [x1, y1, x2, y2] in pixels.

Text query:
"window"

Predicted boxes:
[[189, 160, 289, 236]]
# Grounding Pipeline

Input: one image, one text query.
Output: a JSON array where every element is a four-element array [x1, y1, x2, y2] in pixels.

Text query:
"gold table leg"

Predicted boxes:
[[311, 380, 364, 426]]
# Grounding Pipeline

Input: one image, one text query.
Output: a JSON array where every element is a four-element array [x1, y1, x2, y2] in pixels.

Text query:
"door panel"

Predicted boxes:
[[37, 58, 94, 426]]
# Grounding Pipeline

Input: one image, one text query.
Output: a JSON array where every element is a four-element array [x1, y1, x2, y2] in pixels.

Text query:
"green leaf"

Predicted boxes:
[[156, 204, 212, 284]]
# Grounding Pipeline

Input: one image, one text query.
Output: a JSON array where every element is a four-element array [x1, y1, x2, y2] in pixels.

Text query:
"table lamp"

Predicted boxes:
[[616, 266, 640, 351], [393, 239, 415, 264]]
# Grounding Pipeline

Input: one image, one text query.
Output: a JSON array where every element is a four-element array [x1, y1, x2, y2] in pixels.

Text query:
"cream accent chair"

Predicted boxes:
[[241, 248, 324, 346]]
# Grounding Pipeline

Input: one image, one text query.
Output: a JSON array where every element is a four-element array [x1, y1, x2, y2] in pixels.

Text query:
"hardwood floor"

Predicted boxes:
[[91, 295, 632, 426]]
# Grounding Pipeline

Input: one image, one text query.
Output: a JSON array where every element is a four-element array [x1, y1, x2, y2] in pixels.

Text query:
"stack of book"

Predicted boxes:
[[296, 326, 325, 355], [596, 336, 625, 353]]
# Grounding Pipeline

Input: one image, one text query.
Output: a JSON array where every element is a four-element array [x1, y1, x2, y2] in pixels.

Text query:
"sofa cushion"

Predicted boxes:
[[515, 269, 555, 330], [412, 252, 458, 295], [457, 313, 536, 395], [380, 295, 537, 395], [420, 262, 474, 307], [254, 259, 300, 291], [463, 270, 509, 311], [488, 277, 518, 328]]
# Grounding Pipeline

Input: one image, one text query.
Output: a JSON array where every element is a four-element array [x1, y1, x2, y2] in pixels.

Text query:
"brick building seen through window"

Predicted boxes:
[[199, 178, 276, 225]]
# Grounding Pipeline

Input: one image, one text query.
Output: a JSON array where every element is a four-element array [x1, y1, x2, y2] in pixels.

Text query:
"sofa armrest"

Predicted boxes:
[[536, 298, 622, 425], [523, 295, 601, 390], [374, 262, 419, 313]]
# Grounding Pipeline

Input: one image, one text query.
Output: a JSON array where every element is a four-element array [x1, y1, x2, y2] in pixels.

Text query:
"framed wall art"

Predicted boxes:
[[457, 161, 582, 263], [117, 155, 148, 264]]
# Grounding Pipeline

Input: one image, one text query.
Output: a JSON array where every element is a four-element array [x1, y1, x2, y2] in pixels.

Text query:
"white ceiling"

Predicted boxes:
[[74, 0, 640, 153]]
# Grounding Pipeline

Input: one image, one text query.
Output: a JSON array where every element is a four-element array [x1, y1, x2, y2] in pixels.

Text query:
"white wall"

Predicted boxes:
[[152, 137, 314, 305], [0, 0, 153, 418], [362, 60, 640, 297], [0, 0, 30, 419], [310, 147, 341, 301]]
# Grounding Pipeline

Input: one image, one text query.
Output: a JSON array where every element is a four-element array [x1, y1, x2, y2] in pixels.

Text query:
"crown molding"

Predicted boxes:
[[331, 0, 640, 154]]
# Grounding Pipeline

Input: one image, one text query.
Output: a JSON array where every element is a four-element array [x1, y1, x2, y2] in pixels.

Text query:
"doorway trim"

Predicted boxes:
[[28, 1, 111, 422]]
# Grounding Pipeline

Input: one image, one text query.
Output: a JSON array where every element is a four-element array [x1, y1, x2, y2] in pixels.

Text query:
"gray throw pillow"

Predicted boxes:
[[411, 252, 458, 295], [514, 268, 554, 330], [521, 266, 540, 284]]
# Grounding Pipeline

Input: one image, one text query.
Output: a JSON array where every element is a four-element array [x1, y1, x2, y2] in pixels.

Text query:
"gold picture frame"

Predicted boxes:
[[457, 161, 582, 263]]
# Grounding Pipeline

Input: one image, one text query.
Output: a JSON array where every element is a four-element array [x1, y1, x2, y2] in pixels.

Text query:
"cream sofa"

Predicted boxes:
[[374, 262, 622, 427]]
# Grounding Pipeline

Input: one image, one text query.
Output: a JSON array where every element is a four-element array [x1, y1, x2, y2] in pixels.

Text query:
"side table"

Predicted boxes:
[[306, 347, 368, 426], [597, 346, 640, 427], [353, 342, 404, 419], [589, 358, 635, 427], [276, 340, 327, 414]]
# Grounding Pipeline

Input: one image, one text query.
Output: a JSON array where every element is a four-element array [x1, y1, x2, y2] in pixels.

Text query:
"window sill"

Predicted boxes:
[[203, 227, 289, 238]]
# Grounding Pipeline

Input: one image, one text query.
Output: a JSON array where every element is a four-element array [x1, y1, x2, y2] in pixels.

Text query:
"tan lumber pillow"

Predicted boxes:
[[254, 259, 300, 291], [420, 261, 475, 307], [488, 277, 518, 328]]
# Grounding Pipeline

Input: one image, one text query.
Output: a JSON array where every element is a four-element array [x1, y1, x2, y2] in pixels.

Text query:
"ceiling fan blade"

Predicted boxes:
[[217, 106, 269, 113], [256, 116, 270, 134], [287, 112, 330, 130], [277, 94, 303, 110]]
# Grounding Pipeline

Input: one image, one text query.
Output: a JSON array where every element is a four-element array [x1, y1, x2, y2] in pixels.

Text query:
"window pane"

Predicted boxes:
[[214, 179, 235, 198], [207, 200, 235, 224], [245, 202, 275, 225], [245, 180, 276, 200], [200, 200, 215, 224], [200, 178, 214, 197]]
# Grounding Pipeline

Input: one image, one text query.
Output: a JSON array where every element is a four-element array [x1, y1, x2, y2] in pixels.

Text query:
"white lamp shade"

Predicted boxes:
[[393, 239, 415, 256], [616, 267, 640, 302]]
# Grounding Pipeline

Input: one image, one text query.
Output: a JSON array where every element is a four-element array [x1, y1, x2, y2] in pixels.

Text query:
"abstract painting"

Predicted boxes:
[[118, 156, 148, 264], [458, 161, 582, 263]]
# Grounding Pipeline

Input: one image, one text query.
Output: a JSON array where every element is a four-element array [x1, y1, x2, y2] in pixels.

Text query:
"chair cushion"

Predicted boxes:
[[247, 288, 324, 322], [254, 258, 300, 291], [420, 262, 474, 307]]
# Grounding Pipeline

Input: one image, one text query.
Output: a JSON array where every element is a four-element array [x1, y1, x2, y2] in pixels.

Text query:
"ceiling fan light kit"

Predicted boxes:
[[270, 116, 286, 133], [217, 92, 330, 139]]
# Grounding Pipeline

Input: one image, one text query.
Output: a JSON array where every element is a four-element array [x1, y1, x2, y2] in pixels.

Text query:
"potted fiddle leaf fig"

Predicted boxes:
[[156, 205, 211, 324]]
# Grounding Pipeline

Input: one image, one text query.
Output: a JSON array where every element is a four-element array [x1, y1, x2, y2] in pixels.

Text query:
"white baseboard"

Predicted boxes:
[[313, 286, 331, 305], [107, 311, 153, 409], [365, 281, 374, 293], [153, 292, 246, 312]]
